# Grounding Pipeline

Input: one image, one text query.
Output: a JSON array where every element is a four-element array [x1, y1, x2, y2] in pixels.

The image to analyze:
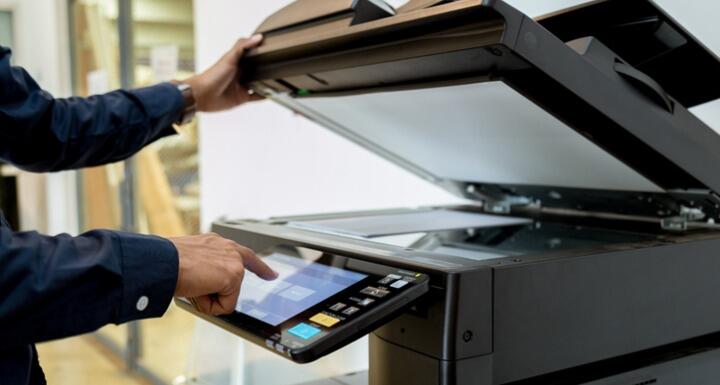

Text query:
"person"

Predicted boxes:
[[0, 34, 277, 385]]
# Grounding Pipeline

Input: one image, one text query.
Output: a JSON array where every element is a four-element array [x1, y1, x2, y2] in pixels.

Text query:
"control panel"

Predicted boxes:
[[177, 248, 429, 363]]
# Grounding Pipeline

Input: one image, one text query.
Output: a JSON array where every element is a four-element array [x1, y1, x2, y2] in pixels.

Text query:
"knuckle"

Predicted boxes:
[[237, 245, 256, 258], [232, 262, 245, 277], [226, 247, 240, 258], [223, 239, 237, 248]]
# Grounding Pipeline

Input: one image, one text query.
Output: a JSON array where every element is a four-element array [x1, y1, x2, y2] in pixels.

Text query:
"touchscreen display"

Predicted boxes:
[[236, 253, 368, 326]]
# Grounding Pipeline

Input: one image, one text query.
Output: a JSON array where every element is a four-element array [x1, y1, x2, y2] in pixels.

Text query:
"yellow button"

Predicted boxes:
[[310, 313, 340, 328]]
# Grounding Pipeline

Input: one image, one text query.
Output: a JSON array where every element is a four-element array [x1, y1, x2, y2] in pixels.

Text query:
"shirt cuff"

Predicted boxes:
[[114, 232, 179, 323]]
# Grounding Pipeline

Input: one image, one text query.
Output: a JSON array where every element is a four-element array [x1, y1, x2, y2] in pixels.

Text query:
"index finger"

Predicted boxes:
[[228, 34, 263, 63], [234, 244, 278, 281]]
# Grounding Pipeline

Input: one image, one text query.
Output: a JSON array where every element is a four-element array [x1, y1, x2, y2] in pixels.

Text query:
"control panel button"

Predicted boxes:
[[329, 302, 347, 312], [360, 286, 390, 298], [342, 306, 360, 316], [349, 296, 376, 307], [390, 280, 409, 289], [310, 313, 341, 328], [379, 273, 402, 285], [357, 298, 375, 307], [288, 322, 321, 340]]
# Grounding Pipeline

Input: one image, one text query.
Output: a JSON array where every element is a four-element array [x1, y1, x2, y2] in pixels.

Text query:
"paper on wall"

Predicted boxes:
[[151, 45, 179, 82]]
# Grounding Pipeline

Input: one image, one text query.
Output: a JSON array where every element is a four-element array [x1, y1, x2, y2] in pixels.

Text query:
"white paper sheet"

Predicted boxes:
[[289, 210, 531, 238]]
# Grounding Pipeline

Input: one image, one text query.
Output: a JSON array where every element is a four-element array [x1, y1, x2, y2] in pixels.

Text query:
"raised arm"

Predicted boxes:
[[0, 46, 183, 172], [0, 35, 262, 172]]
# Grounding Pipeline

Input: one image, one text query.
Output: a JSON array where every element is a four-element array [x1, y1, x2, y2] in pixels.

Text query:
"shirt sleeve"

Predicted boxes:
[[0, 46, 185, 172], [0, 227, 179, 346]]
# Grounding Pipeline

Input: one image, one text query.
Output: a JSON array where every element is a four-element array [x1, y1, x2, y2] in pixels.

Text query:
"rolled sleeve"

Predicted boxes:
[[115, 232, 179, 323], [1, 43, 187, 172]]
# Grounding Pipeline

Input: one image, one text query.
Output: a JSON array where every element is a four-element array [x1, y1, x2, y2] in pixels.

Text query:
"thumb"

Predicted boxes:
[[192, 295, 214, 314]]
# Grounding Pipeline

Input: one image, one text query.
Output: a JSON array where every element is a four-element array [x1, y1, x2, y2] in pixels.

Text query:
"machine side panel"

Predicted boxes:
[[492, 238, 720, 384], [453, 268, 493, 358], [583, 348, 720, 385], [374, 268, 492, 360], [370, 334, 440, 385], [369, 334, 493, 385]]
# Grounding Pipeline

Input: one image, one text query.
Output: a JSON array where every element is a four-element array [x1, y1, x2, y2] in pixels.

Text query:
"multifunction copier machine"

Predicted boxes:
[[178, 0, 720, 384]]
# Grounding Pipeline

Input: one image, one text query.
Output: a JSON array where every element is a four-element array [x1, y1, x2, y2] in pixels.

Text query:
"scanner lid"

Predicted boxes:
[[245, 0, 720, 223]]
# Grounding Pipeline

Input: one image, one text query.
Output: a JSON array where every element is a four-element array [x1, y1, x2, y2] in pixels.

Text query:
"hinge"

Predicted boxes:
[[660, 206, 706, 231], [465, 184, 536, 214], [484, 196, 534, 214]]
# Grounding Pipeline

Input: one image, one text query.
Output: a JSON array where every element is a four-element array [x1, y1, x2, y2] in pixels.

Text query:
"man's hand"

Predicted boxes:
[[184, 34, 264, 112], [170, 233, 277, 316]]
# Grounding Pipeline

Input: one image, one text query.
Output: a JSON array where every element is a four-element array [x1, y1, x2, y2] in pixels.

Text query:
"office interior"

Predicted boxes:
[[1, 0, 720, 385]]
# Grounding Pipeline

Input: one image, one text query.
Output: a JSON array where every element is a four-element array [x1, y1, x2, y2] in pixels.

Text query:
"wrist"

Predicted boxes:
[[171, 80, 197, 125], [170, 237, 187, 297]]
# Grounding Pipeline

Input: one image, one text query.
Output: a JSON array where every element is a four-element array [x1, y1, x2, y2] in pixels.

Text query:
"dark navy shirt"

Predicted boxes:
[[0, 46, 183, 384]]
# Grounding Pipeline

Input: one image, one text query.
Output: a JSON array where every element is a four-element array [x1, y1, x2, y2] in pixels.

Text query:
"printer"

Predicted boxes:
[[178, 0, 720, 384]]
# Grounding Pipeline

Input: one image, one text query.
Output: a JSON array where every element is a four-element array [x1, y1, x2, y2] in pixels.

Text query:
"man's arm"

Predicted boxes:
[[0, 228, 277, 346], [0, 35, 262, 172], [0, 46, 184, 172], [0, 229, 178, 345]]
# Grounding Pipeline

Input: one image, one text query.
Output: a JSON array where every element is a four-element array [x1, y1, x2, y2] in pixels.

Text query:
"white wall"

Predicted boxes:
[[0, 0, 71, 95], [0, 0, 78, 235], [196, 1, 460, 232]]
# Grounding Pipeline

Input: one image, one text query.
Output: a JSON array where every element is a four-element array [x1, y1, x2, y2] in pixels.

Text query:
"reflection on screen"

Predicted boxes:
[[292, 82, 662, 192], [236, 253, 367, 326]]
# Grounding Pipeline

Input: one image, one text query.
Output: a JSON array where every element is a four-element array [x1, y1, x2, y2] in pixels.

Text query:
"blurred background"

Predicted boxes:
[[0, 0, 719, 384]]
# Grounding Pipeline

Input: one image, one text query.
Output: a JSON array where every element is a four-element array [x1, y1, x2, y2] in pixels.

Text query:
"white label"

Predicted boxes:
[[87, 69, 109, 95], [150, 45, 179, 82]]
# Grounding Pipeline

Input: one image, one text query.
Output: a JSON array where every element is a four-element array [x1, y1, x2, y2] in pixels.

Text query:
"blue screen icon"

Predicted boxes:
[[288, 322, 321, 340]]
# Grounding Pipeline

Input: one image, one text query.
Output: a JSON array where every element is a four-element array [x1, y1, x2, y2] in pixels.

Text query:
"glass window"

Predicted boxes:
[[130, 1, 198, 382], [70, 0, 126, 351], [69, 1, 198, 382], [0, 12, 16, 227], [0, 11, 12, 47]]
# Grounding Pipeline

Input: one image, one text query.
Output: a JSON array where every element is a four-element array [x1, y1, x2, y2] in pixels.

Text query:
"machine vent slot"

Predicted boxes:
[[631, 379, 657, 385]]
